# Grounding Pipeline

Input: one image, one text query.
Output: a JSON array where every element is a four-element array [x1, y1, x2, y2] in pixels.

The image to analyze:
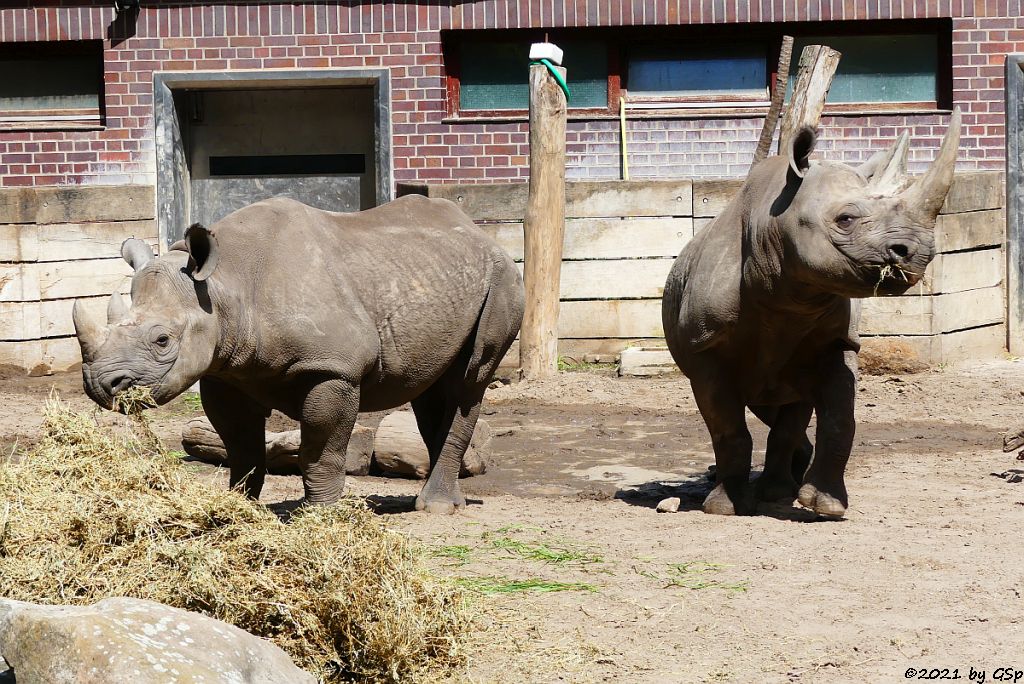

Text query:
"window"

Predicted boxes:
[[790, 34, 939, 106], [455, 39, 609, 112], [0, 41, 103, 130], [444, 21, 949, 119], [627, 43, 769, 108]]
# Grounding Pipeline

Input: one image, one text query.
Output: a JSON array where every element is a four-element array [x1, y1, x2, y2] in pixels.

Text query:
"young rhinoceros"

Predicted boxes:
[[662, 110, 961, 518], [73, 194, 524, 513]]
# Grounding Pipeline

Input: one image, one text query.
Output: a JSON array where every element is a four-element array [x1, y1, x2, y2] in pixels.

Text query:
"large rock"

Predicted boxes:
[[372, 411, 493, 479], [181, 417, 373, 476], [0, 597, 313, 683]]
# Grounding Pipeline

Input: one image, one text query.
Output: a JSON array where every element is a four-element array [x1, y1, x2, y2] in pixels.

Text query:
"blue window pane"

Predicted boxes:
[[628, 45, 767, 96], [459, 41, 608, 111], [789, 35, 938, 103]]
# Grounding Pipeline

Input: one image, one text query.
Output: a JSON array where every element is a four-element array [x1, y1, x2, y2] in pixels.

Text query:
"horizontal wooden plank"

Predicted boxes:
[[934, 209, 1003, 254], [558, 299, 664, 338], [922, 248, 1004, 294], [0, 220, 157, 263], [0, 258, 133, 302], [859, 285, 1004, 336], [692, 179, 743, 218], [940, 172, 1003, 214], [481, 217, 692, 261], [401, 180, 693, 221], [932, 323, 1005, 362], [0, 336, 80, 375], [933, 285, 1004, 333], [0, 290, 130, 341], [864, 323, 1007, 365], [859, 294, 932, 336], [516, 258, 674, 300], [0, 185, 154, 225]]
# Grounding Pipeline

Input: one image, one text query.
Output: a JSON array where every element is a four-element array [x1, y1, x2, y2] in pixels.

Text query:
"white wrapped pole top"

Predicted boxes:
[[529, 42, 563, 66]]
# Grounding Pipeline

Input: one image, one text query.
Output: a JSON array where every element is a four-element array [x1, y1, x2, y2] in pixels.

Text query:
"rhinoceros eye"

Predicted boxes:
[[835, 214, 858, 230], [155, 334, 171, 348]]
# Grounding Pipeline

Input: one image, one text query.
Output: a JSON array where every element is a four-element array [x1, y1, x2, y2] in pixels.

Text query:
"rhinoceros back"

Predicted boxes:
[[206, 195, 512, 399]]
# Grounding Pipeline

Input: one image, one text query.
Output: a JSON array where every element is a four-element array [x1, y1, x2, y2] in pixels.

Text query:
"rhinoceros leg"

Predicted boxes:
[[410, 377, 482, 515], [750, 402, 813, 502], [689, 362, 755, 516], [798, 348, 857, 517], [200, 377, 268, 499], [297, 379, 359, 506]]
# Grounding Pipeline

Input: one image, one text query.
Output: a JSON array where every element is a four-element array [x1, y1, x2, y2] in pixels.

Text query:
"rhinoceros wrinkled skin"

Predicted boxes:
[[662, 110, 961, 518], [73, 194, 524, 513]]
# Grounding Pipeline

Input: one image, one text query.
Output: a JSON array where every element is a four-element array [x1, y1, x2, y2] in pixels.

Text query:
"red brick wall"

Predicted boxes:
[[0, 1, 1021, 188]]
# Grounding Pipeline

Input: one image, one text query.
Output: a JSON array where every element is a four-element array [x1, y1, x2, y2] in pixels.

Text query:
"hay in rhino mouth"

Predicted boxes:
[[872, 263, 920, 296]]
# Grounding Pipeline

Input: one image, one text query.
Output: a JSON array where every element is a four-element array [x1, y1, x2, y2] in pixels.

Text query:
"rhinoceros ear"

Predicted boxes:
[[787, 126, 817, 179], [184, 223, 219, 282], [121, 238, 154, 272]]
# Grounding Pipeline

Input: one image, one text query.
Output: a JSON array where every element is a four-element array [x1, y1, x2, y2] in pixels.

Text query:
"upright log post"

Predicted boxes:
[[521, 48, 568, 379], [778, 44, 841, 152]]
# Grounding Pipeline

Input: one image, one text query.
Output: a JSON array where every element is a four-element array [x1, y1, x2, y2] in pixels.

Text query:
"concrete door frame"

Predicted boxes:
[[1007, 55, 1024, 355], [153, 68, 392, 250]]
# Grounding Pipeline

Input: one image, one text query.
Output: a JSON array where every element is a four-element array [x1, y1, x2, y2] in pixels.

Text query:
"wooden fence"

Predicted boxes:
[[0, 173, 1004, 374], [0, 185, 155, 374], [400, 170, 1006, 366]]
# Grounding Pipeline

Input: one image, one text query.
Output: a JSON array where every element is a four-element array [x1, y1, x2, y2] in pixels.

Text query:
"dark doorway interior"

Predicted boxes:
[[154, 69, 391, 248], [186, 86, 377, 227]]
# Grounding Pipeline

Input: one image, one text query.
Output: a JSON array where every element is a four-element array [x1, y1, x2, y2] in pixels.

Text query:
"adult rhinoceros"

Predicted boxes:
[[73, 194, 524, 513], [662, 110, 961, 518]]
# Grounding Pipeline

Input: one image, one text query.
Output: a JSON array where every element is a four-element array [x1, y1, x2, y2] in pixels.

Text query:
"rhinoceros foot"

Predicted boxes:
[[414, 485, 466, 515], [797, 482, 847, 518], [701, 482, 756, 516]]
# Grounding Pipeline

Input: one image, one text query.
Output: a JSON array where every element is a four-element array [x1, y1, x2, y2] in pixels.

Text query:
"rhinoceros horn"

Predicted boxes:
[[121, 238, 154, 272], [106, 290, 129, 325], [902, 107, 962, 218], [73, 299, 108, 362], [861, 130, 910, 193]]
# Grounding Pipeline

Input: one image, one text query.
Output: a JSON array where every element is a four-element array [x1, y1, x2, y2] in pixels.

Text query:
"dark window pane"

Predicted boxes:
[[0, 55, 100, 112], [459, 40, 608, 111], [628, 44, 767, 96], [790, 34, 938, 103]]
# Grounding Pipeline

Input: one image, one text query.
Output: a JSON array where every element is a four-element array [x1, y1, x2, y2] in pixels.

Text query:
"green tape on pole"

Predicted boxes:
[[530, 58, 571, 101]]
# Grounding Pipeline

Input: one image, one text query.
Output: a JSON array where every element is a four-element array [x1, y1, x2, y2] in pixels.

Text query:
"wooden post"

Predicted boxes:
[[520, 57, 568, 379], [752, 35, 794, 166], [777, 44, 841, 153]]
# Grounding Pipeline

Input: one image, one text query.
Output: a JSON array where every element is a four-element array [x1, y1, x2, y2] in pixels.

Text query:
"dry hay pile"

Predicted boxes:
[[0, 393, 470, 682]]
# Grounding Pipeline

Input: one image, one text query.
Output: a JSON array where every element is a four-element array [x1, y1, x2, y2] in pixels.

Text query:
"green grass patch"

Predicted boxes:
[[488, 536, 603, 566], [430, 545, 473, 566], [456, 576, 597, 595]]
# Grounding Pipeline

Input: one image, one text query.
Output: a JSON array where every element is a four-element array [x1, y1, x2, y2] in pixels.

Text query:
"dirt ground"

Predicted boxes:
[[4, 360, 1024, 683]]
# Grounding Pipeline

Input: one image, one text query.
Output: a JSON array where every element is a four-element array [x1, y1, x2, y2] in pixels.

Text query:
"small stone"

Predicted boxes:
[[656, 496, 681, 513]]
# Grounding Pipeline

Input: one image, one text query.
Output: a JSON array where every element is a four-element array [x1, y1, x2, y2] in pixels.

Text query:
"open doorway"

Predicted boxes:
[[154, 69, 391, 248]]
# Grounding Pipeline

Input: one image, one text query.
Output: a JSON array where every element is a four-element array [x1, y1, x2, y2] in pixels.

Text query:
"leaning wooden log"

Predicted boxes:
[[753, 34, 794, 166], [777, 44, 841, 153], [180, 417, 374, 476], [371, 411, 493, 479]]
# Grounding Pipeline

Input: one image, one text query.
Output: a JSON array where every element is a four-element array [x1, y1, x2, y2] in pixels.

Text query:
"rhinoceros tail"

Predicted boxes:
[[464, 249, 525, 388]]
